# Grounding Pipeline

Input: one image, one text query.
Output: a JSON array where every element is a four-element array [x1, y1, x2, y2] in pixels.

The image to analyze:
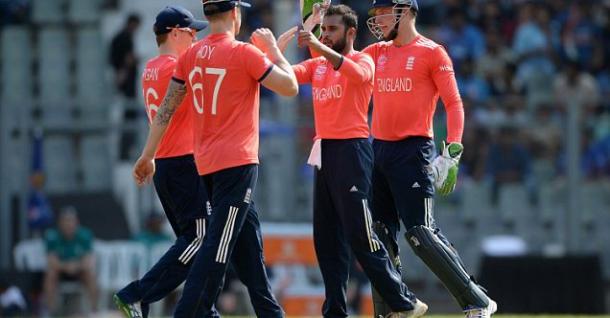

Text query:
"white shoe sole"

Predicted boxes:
[[410, 299, 428, 318]]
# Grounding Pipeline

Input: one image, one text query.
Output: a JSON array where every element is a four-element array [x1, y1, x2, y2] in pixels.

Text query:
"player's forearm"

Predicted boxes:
[[266, 45, 295, 75], [442, 85, 464, 143], [267, 45, 299, 93], [434, 69, 464, 143], [445, 101, 464, 143], [141, 80, 186, 158], [311, 44, 343, 70], [141, 121, 169, 159], [336, 58, 373, 83]]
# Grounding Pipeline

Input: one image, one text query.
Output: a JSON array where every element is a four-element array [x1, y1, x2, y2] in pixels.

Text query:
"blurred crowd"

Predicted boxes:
[[234, 0, 610, 198], [2, 0, 610, 316], [420, 0, 610, 188], [358, 0, 610, 188], [4, 0, 608, 188]]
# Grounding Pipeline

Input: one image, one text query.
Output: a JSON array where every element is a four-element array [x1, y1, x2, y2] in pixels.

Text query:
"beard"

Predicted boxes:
[[330, 31, 348, 54], [383, 24, 399, 41]]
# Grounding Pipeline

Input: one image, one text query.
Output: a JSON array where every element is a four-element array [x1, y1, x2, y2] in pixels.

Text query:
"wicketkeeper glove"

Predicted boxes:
[[431, 141, 463, 196]]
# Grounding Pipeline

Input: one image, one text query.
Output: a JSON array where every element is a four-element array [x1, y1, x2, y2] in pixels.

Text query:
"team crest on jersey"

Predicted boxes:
[[405, 56, 415, 70], [377, 54, 388, 71]]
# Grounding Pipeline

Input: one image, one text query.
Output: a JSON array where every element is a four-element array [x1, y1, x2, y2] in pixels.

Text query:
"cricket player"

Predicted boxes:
[[278, 4, 427, 318], [132, 0, 298, 317], [364, 1, 497, 317], [113, 6, 208, 318]]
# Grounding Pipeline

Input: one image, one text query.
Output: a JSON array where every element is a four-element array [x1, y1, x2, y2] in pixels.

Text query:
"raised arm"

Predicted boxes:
[[250, 28, 299, 97], [297, 30, 373, 83], [133, 80, 187, 185]]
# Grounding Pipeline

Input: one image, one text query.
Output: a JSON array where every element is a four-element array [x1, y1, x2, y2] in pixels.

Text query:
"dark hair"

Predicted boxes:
[[324, 4, 358, 31], [203, 2, 236, 18], [156, 33, 168, 47], [127, 13, 141, 25]]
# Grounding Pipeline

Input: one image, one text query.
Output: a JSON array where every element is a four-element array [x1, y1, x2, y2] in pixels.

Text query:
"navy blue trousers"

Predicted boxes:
[[117, 154, 208, 317], [173, 164, 283, 318], [313, 139, 415, 317], [372, 137, 456, 267]]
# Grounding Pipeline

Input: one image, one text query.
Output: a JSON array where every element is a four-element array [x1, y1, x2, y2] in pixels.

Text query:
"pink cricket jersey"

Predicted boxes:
[[174, 34, 273, 175], [363, 35, 464, 143], [142, 55, 194, 159], [293, 51, 374, 140]]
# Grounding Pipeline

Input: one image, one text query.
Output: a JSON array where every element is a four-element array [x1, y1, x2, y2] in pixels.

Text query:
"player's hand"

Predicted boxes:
[[250, 28, 278, 54], [303, 0, 330, 32], [298, 30, 323, 51], [431, 141, 463, 196], [133, 155, 155, 186], [277, 26, 298, 53]]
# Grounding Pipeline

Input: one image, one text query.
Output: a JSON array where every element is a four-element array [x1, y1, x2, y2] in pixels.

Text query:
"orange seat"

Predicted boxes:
[[360, 292, 374, 316], [263, 235, 318, 265], [282, 295, 324, 316]]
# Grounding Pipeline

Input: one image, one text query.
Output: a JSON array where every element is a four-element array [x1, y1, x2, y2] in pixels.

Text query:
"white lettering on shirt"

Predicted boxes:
[[313, 84, 343, 102], [197, 45, 216, 60], [142, 67, 159, 81], [376, 77, 412, 92]]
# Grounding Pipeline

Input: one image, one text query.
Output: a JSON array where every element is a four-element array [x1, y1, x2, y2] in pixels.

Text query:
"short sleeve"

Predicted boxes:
[[173, 49, 191, 84], [362, 43, 378, 62], [242, 43, 274, 81], [293, 59, 316, 84]]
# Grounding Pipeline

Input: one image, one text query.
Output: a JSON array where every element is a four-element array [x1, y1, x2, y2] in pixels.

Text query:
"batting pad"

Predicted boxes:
[[406, 225, 489, 309]]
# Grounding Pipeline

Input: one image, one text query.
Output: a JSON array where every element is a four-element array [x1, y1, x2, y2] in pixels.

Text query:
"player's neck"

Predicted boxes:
[[341, 44, 355, 56], [158, 44, 179, 58], [209, 22, 236, 39], [392, 24, 419, 47]]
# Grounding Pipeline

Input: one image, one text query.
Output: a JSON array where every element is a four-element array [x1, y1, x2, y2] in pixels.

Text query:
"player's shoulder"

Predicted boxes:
[[351, 50, 373, 59], [413, 35, 442, 51], [143, 55, 177, 80], [234, 39, 262, 54], [155, 55, 179, 67], [363, 41, 389, 52], [349, 50, 374, 64], [184, 40, 208, 57]]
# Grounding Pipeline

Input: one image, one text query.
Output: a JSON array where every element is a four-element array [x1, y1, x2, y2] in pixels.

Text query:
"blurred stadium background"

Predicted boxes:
[[0, 0, 610, 316]]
